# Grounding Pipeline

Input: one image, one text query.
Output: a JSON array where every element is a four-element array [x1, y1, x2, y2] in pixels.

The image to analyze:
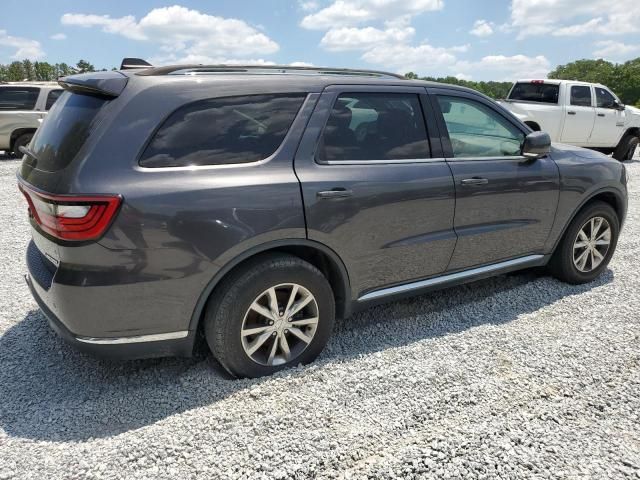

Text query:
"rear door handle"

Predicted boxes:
[[567, 111, 576, 115], [460, 177, 489, 186], [317, 188, 353, 199], [597, 113, 605, 117]]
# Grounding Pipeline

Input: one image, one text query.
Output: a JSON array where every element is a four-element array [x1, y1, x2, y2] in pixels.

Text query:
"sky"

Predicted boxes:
[[1, 0, 639, 81]]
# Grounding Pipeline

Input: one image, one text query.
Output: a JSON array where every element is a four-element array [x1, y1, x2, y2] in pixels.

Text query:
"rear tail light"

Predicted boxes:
[[18, 181, 121, 241]]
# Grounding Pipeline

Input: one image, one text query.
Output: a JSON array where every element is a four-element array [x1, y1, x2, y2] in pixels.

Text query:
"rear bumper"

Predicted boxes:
[[25, 246, 196, 359]]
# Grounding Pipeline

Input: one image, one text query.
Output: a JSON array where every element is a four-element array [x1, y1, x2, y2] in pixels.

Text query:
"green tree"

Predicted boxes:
[[76, 59, 95, 73], [6, 61, 26, 81]]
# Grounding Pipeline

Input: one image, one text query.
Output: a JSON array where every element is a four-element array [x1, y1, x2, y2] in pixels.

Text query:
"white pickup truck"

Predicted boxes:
[[497, 79, 640, 161]]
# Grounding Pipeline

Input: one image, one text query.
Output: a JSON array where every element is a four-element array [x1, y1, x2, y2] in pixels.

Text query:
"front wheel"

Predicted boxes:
[[548, 201, 619, 284], [204, 254, 335, 378], [613, 135, 639, 161]]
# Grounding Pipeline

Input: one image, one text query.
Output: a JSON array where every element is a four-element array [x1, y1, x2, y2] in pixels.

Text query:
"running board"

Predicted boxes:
[[357, 255, 545, 302]]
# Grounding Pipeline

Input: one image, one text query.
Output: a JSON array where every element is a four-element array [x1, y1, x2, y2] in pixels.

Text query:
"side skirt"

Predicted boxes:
[[356, 254, 547, 305]]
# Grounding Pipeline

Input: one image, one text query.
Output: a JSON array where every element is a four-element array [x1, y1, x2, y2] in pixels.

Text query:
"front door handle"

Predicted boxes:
[[460, 177, 489, 186], [317, 188, 353, 199], [567, 111, 576, 115], [597, 113, 605, 117]]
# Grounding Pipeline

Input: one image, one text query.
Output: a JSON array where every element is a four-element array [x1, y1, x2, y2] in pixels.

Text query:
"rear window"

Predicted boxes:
[[0, 86, 39, 110], [140, 94, 306, 168], [27, 92, 109, 172], [508, 83, 559, 104], [570, 86, 592, 107]]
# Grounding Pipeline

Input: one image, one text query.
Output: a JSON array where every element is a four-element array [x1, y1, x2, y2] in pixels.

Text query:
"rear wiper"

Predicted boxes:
[[19, 146, 38, 162]]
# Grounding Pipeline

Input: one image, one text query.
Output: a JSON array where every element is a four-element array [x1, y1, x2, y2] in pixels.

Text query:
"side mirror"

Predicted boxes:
[[522, 131, 551, 159], [614, 100, 625, 111]]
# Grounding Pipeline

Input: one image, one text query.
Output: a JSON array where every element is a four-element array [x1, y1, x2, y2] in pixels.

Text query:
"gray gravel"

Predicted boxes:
[[0, 152, 639, 480]]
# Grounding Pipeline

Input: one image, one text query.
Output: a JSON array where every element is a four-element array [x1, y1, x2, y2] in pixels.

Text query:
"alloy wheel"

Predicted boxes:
[[572, 216, 611, 273], [240, 283, 319, 366]]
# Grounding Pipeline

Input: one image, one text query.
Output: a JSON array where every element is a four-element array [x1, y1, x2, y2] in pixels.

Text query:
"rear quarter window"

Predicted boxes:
[[508, 83, 559, 104], [140, 93, 306, 168], [0, 86, 39, 110]]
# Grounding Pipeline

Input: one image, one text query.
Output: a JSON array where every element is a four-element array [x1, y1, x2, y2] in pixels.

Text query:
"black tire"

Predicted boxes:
[[613, 134, 639, 161], [203, 253, 335, 378], [548, 201, 619, 284], [11, 133, 33, 157]]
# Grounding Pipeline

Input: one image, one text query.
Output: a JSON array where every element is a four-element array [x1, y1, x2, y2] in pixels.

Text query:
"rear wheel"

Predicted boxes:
[[11, 133, 33, 157], [549, 201, 619, 284], [204, 254, 335, 378]]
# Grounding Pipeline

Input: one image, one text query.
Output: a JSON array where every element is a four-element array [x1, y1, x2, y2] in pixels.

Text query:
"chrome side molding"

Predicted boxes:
[[76, 331, 189, 345], [357, 255, 545, 302]]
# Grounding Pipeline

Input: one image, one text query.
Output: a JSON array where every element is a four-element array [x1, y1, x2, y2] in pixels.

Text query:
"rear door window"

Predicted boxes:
[[317, 93, 430, 161], [27, 92, 110, 172], [508, 83, 559, 104], [570, 86, 592, 107], [0, 86, 39, 110], [45, 89, 64, 110], [140, 94, 306, 168]]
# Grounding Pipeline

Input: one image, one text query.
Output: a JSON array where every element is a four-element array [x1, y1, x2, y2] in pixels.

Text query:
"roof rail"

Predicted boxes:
[[120, 57, 153, 70], [135, 64, 406, 80]]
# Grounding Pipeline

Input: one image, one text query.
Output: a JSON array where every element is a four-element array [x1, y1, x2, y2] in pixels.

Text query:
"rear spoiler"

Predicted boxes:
[[58, 71, 128, 98]]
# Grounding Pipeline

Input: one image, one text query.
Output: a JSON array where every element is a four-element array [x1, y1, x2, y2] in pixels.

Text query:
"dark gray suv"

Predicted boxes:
[[18, 64, 628, 378]]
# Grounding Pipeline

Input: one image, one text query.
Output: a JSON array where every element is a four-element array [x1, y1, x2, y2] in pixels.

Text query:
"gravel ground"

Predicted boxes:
[[0, 152, 639, 480]]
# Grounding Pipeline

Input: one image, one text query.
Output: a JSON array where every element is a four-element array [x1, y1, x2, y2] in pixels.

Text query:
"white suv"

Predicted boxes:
[[0, 82, 63, 156]]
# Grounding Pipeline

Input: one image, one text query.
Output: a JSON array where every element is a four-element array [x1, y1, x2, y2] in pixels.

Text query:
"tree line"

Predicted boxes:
[[406, 57, 640, 108], [0, 59, 96, 82]]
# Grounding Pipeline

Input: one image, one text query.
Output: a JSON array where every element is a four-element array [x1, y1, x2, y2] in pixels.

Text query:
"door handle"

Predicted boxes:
[[460, 177, 489, 186], [567, 111, 576, 115], [317, 188, 353, 199], [597, 113, 605, 117]]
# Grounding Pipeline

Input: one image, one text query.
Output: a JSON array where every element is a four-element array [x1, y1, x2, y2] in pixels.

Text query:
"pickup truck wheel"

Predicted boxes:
[[548, 201, 619, 284], [203, 253, 335, 379], [11, 133, 33, 157], [613, 135, 639, 161]]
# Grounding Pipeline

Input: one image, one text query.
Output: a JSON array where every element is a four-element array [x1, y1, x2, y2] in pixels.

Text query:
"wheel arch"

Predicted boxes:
[[550, 187, 626, 254], [188, 239, 352, 334]]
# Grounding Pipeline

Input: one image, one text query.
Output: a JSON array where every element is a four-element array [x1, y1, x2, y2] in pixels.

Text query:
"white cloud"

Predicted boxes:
[[362, 42, 465, 74], [510, 0, 640, 38], [50, 33, 67, 41], [320, 26, 415, 51], [470, 20, 493, 37], [300, 0, 443, 30], [455, 73, 472, 81], [0, 30, 44, 59], [289, 61, 314, 67], [62, 6, 279, 62], [299, 0, 320, 11], [455, 54, 551, 81], [593, 40, 640, 60], [61, 13, 145, 40]]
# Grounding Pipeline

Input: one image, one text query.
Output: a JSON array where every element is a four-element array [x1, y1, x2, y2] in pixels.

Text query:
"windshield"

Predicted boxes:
[[26, 92, 110, 172], [508, 83, 559, 104]]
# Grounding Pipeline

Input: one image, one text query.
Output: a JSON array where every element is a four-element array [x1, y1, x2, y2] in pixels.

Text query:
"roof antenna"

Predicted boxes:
[[120, 58, 153, 70]]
